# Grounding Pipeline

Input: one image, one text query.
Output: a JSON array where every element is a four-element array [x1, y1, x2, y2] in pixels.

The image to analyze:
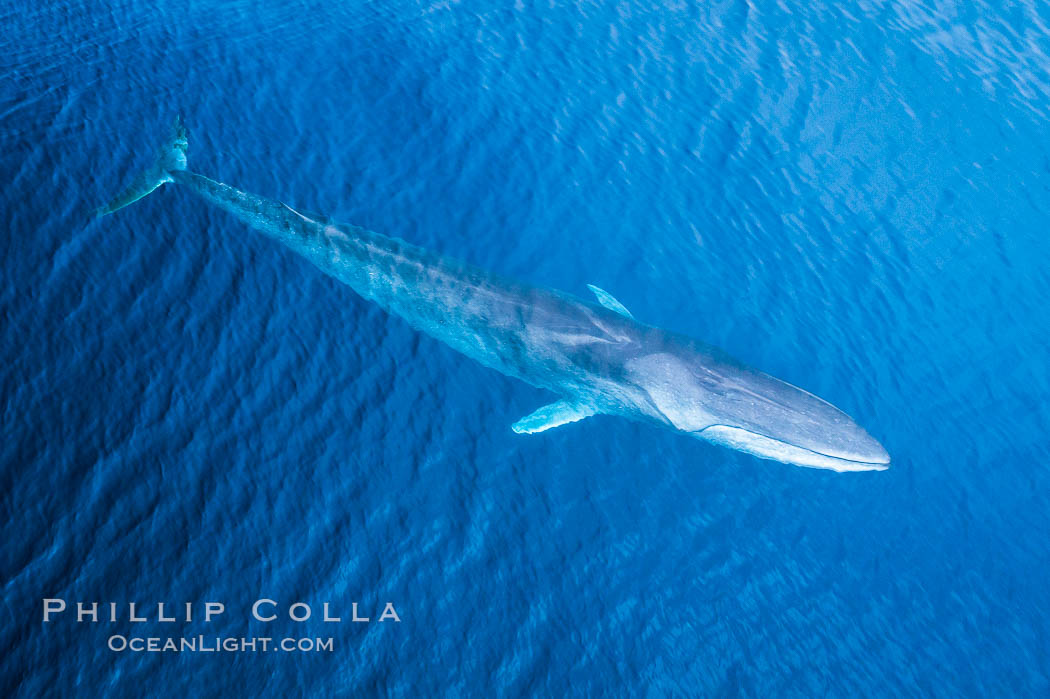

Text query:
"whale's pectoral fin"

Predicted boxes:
[[512, 400, 598, 434], [587, 284, 634, 319]]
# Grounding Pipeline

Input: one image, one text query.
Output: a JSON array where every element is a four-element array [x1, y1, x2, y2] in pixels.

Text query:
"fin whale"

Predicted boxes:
[[98, 118, 890, 472]]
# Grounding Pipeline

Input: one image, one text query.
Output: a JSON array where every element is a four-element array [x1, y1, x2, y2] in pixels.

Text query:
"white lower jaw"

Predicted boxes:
[[697, 425, 889, 472]]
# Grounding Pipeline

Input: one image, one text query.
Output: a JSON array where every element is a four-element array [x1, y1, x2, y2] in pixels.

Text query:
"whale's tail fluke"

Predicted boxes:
[[95, 116, 188, 217]]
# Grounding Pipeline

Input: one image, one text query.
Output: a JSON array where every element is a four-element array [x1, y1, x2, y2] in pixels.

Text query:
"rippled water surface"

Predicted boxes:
[[4, 0, 1050, 695]]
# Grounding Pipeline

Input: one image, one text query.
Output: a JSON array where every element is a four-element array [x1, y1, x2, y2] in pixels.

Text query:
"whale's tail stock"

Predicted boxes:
[[95, 116, 188, 217]]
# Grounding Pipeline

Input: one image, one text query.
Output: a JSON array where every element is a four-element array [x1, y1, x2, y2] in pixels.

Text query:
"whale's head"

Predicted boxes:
[[625, 351, 889, 472]]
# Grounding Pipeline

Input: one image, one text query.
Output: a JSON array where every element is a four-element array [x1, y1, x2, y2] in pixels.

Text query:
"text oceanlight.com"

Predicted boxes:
[[108, 635, 334, 653]]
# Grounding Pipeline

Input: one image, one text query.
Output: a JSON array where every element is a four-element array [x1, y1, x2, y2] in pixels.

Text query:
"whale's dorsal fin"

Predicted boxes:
[[512, 400, 597, 434], [587, 284, 634, 319], [282, 202, 332, 224]]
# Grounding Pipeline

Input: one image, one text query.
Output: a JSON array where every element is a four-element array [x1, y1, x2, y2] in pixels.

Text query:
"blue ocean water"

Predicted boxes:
[[3, 0, 1050, 694]]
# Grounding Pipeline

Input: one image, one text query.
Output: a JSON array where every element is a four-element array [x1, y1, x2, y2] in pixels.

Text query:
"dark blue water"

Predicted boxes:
[[4, 0, 1050, 695]]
